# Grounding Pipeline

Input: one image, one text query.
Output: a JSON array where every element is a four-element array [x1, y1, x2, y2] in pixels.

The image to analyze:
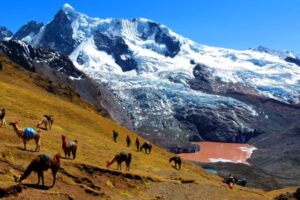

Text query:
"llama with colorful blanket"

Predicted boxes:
[[9, 121, 41, 151]]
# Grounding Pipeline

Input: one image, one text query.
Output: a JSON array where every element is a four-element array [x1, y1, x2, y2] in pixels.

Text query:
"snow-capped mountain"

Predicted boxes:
[[0, 26, 13, 40], [11, 4, 300, 151], [13, 21, 44, 41]]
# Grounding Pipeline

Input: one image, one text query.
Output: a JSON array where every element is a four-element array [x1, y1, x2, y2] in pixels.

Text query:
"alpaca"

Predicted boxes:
[[61, 135, 78, 159], [169, 156, 182, 170], [18, 153, 60, 187], [37, 115, 54, 130], [140, 142, 152, 154], [126, 135, 131, 147], [106, 152, 132, 171], [0, 108, 6, 127], [135, 138, 140, 152], [9, 121, 41, 151]]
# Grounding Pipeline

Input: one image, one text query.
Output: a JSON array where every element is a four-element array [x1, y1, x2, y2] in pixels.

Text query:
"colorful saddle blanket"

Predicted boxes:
[[69, 141, 77, 150], [39, 154, 51, 168], [23, 128, 36, 139], [119, 151, 128, 159]]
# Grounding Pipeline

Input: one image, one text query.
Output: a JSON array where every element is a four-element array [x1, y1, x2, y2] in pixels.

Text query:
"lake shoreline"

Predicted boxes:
[[179, 141, 257, 165]]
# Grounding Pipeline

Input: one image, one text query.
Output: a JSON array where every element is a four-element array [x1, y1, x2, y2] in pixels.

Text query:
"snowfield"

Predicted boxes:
[[37, 4, 300, 105]]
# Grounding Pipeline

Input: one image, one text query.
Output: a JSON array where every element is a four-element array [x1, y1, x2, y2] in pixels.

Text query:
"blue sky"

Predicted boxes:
[[1, 0, 299, 53]]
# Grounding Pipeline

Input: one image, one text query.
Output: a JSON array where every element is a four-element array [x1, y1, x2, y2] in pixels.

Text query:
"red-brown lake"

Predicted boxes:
[[179, 142, 257, 165]]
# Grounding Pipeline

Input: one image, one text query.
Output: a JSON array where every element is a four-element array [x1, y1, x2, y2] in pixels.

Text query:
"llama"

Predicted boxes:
[[37, 115, 54, 130], [169, 156, 182, 170], [61, 135, 78, 159], [140, 142, 152, 154], [112, 130, 118, 143], [0, 108, 6, 127], [18, 153, 60, 187], [135, 138, 140, 152], [9, 121, 41, 151], [106, 152, 132, 171], [126, 135, 131, 147]]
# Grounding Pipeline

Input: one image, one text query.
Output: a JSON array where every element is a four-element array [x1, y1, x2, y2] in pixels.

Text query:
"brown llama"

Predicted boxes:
[[169, 156, 182, 170], [17, 153, 60, 187], [0, 108, 6, 127], [106, 152, 132, 171], [140, 142, 152, 154], [126, 135, 131, 147], [135, 138, 140, 152], [9, 121, 41, 151], [37, 115, 54, 130], [112, 130, 118, 143], [61, 135, 78, 159]]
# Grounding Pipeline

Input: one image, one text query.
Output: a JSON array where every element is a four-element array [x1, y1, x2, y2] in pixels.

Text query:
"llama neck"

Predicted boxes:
[[13, 125, 23, 137], [62, 138, 67, 147], [52, 156, 60, 168]]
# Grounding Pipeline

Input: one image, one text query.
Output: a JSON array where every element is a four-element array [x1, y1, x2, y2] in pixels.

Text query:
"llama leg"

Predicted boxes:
[[43, 121, 48, 130], [35, 139, 39, 152], [51, 168, 58, 187], [37, 173, 40, 185], [37, 136, 41, 152], [72, 149, 76, 160], [23, 140, 26, 150], [41, 172, 45, 186]]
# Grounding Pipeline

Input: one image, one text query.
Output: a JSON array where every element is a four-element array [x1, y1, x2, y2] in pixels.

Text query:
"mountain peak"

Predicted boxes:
[[62, 3, 75, 11], [0, 26, 13, 40], [58, 3, 81, 21]]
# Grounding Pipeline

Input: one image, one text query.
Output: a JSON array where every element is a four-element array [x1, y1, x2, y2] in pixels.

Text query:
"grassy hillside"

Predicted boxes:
[[0, 54, 272, 199]]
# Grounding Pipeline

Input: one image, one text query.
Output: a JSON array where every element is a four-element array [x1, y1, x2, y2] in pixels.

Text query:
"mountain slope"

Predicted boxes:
[[0, 54, 271, 199]]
